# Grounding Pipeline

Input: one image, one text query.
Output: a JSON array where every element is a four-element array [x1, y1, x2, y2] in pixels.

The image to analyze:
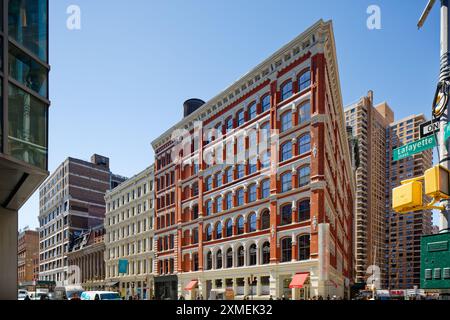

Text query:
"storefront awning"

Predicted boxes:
[[184, 280, 198, 291], [104, 281, 119, 287], [289, 272, 310, 289]]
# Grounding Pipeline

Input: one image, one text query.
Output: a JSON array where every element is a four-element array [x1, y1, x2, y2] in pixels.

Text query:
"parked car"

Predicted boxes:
[[80, 291, 121, 301]]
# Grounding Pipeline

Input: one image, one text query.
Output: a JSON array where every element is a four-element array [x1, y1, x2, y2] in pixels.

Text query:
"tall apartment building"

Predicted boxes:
[[104, 167, 155, 300], [38, 154, 126, 284], [344, 93, 394, 285], [151, 20, 355, 300], [0, 0, 49, 299], [18, 228, 40, 285], [385, 114, 433, 289]]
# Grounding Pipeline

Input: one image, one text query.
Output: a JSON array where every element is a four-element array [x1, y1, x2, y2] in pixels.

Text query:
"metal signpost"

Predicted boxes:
[[419, 0, 450, 233]]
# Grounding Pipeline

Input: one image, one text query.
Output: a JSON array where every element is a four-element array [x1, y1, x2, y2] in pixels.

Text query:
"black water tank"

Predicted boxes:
[[183, 98, 205, 117]]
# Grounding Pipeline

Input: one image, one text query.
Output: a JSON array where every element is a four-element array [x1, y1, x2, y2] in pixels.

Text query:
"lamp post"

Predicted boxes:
[[419, 0, 450, 233]]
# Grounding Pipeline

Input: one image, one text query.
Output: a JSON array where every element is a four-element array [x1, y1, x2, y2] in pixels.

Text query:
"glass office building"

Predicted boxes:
[[0, 0, 49, 300]]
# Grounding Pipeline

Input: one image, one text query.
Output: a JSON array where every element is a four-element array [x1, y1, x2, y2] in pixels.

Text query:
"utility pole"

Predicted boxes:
[[419, 0, 450, 233]]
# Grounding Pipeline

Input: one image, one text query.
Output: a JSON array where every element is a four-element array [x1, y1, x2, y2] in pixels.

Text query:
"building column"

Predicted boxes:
[[0, 207, 18, 300], [256, 276, 262, 297]]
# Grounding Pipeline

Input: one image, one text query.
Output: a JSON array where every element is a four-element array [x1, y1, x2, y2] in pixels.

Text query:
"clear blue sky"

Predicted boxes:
[[19, 0, 442, 229]]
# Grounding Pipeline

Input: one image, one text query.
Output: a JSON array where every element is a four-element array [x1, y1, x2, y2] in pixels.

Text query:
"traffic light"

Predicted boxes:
[[424, 165, 450, 199], [392, 181, 423, 213]]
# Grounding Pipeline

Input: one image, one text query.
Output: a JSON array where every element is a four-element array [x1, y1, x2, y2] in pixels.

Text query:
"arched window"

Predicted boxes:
[[226, 248, 233, 268], [225, 167, 233, 183], [237, 216, 245, 235], [248, 213, 257, 232], [237, 246, 245, 267], [281, 141, 292, 161], [281, 80, 293, 101], [281, 172, 292, 193], [206, 225, 212, 241], [249, 244, 257, 266], [226, 117, 234, 132], [298, 102, 311, 124], [216, 197, 223, 213], [205, 176, 212, 191], [261, 151, 270, 169], [298, 166, 311, 188], [298, 71, 311, 92], [215, 222, 222, 240], [192, 228, 199, 244], [261, 95, 271, 112], [262, 242, 270, 264], [249, 158, 257, 174], [216, 250, 223, 269], [281, 203, 292, 225], [281, 112, 292, 132], [281, 238, 292, 262], [226, 219, 233, 237], [261, 179, 270, 199], [192, 205, 199, 220], [215, 172, 223, 188], [298, 134, 311, 154], [298, 235, 310, 261], [206, 200, 213, 216], [237, 109, 245, 126], [298, 200, 310, 222], [226, 192, 233, 210], [237, 164, 245, 179], [259, 122, 270, 147], [236, 188, 244, 206], [206, 251, 212, 270], [248, 102, 257, 120], [248, 184, 257, 202], [261, 210, 271, 230]]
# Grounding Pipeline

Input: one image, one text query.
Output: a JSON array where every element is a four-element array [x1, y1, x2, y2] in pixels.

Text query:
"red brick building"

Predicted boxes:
[[151, 20, 354, 300], [18, 229, 40, 285]]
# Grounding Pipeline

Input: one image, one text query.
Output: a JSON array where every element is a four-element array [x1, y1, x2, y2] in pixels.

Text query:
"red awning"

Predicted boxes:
[[289, 272, 310, 289], [184, 280, 198, 291]]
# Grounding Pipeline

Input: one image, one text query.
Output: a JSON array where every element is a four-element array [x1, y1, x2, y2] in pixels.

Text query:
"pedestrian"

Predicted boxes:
[[269, 295, 273, 300], [179, 295, 185, 300]]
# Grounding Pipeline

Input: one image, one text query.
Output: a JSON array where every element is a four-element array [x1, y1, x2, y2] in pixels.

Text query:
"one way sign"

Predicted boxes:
[[420, 119, 441, 138]]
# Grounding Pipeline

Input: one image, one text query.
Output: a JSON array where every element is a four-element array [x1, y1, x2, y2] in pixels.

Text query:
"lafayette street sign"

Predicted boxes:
[[393, 136, 436, 161]]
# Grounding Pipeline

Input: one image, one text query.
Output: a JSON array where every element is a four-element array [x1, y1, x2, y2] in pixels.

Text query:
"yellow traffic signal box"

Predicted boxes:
[[392, 181, 423, 213], [424, 165, 450, 199]]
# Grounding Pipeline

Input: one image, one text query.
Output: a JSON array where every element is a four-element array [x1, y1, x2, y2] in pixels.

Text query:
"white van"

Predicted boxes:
[[54, 285, 84, 300], [80, 291, 121, 301]]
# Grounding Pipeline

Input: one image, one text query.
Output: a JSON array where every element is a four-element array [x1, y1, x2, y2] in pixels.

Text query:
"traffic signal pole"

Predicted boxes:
[[438, 0, 450, 233]]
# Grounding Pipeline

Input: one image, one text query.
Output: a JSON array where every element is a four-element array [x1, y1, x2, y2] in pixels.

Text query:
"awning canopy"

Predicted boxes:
[[289, 272, 310, 289], [184, 280, 198, 291]]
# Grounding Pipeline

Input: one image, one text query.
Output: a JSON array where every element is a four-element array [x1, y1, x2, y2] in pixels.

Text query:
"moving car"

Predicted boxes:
[[80, 291, 121, 301]]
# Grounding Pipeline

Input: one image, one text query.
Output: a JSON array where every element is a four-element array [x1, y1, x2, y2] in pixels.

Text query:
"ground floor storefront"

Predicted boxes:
[[104, 276, 154, 300], [177, 260, 349, 300]]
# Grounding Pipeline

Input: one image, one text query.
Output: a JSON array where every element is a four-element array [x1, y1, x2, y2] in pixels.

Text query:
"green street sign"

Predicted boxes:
[[444, 123, 450, 142], [393, 135, 436, 161]]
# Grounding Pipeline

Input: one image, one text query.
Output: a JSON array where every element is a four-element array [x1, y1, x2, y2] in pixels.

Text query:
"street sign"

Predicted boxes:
[[420, 119, 441, 138], [444, 123, 450, 142], [393, 136, 436, 161]]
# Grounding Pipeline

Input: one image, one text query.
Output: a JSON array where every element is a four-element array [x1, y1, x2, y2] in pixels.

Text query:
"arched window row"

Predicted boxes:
[[203, 241, 272, 270], [199, 210, 272, 242]]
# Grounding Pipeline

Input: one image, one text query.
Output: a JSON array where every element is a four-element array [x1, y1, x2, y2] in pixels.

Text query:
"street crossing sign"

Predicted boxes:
[[393, 136, 436, 161], [420, 119, 440, 138]]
